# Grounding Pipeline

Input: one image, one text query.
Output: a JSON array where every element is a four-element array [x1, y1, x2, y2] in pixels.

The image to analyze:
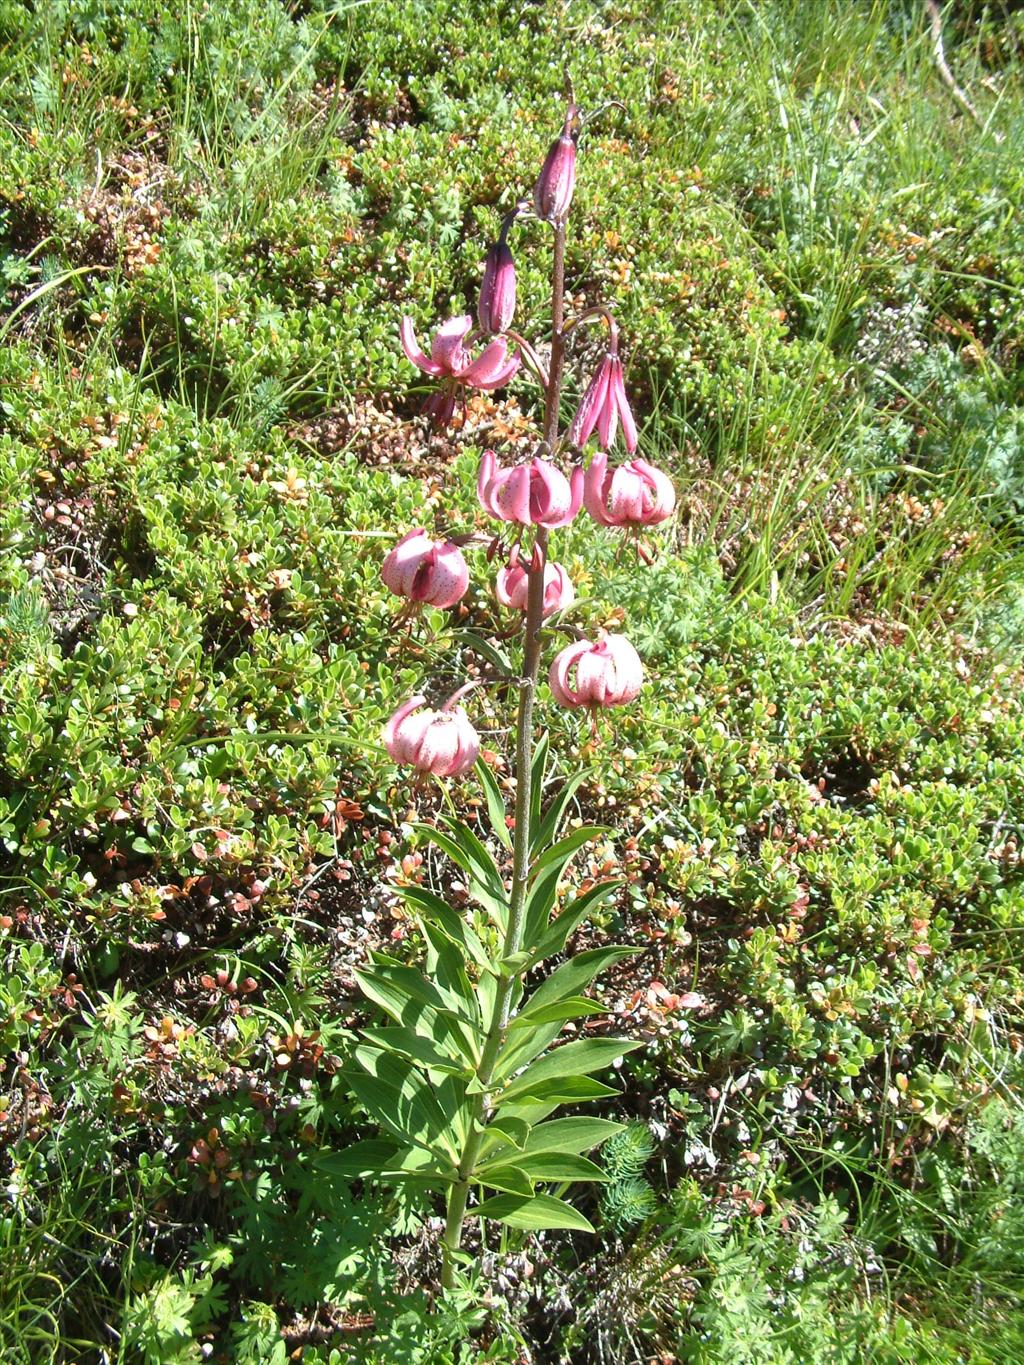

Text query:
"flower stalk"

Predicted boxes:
[[440, 215, 570, 1289]]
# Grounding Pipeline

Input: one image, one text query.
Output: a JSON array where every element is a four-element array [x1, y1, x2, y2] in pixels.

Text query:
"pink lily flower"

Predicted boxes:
[[400, 314, 521, 425], [381, 529, 469, 608], [382, 692, 480, 778], [583, 451, 675, 528], [495, 557, 574, 616], [477, 451, 583, 529], [570, 352, 638, 453], [549, 632, 643, 709]]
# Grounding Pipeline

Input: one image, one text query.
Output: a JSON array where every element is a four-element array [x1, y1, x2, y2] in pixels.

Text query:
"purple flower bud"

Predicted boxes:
[[533, 109, 577, 224], [478, 237, 516, 334]]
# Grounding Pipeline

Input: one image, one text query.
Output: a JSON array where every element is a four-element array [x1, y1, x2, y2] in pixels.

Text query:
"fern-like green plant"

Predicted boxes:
[[599, 1121, 657, 1232]]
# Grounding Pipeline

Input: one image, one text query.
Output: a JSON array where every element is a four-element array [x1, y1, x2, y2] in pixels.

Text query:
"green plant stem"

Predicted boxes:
[[440, 220, 569, 1289]]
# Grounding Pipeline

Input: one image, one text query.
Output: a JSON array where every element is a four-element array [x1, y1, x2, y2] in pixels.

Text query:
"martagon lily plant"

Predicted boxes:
[[337, 88, 677, 1292]]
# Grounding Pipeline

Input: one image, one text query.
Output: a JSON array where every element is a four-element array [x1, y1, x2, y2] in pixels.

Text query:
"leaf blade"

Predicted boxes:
[[471, 1193, 595, 1233]]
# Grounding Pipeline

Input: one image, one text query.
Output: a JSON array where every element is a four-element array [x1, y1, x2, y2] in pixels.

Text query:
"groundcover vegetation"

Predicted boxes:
[[2, 1, 1024, 1360]]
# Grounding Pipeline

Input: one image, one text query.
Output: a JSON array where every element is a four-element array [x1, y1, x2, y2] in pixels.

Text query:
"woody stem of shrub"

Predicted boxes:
[[440, 223, 568, 1289]]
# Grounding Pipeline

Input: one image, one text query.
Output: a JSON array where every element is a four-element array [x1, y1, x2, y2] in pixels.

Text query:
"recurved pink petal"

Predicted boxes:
[[583, 450, 614, 525], [458, 337, 519, 388], [605, 635, 644, 702], [400, 318, 444, 377], [574, 645, 611, 706], [477, 450, 500, 516], [564, 464, 584, 525], [495, 464, 531, 524], [447, 711, 480, 775], [613, 364, 639, 452], [597, 359, 621, 450], [469, 349, 521, 391], [382, 694, 426, 753], [529, 459, 566, 524], [382, 528, 431, 596], [635, 460, 676, 521], [415, 715, 461, 774], [431, 315, 473, 372], [543, 563, 575, 614], [422, 542, 469, 607], [549, 640, 590, 707], [607, 466, 647, 524], [494, 563, 525, 609]]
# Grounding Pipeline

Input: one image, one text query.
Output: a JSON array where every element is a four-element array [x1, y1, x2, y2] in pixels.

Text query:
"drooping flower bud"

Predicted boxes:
[[382, 692, 480, 777], [533, 108, 577, 224], [477, 451, 583, 529], [549, 632, 643, 709], [381, 529, 469, 608], [478, 235, 516, 335], [495, 558, 574, 616], [571, 351, 638, 453], [583, 452, 675, 528]]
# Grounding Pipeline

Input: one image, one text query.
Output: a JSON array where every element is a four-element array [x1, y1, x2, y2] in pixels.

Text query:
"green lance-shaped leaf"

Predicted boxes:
[[475, 1115, 532, 1161], [475, 1113, 622, 1168], [451, 627, 514, 678], [347, 1045, 467, 1162], [316, 1140, 455, 1184], [496, 1037, 643, 1106], [476, 965, 500, 1029], [477, 1165, 536, 1198], [314, 1140, 400, 1179], [354, 959, 481, 1067], [522, 826, 608, 947], [480, 1151, 610, 1187], [416, 818, 508, 929], [515, 1116, 625, 1156], [491, 1015, 567, 1086], [475, 757, 513, 851], [392, 884, 492, 971], [493, 947, 637, 1082], [531, 825, 608, 877], [420, 920, 480, 1023], [507, 996, 610, 1027], [528, 732, 551, 838], [499, 1075, 621, 1107], [360, 1026, 471, 1077], [531, 769, 592, 856], [526, 879, 622, 968], [516, 947, 640, 1022], [470, 1193, 595, 1233]]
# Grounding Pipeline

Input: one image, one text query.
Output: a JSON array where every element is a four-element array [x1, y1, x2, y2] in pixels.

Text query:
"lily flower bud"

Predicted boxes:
[[571, 351, 638, 453], [382, 693, 480, 777], [478, 234, 516, 335], [533, 107, 578, 224], [381, 529, 469, 608], [495, 559, 574, 616], [549, 632, 643, 709]]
